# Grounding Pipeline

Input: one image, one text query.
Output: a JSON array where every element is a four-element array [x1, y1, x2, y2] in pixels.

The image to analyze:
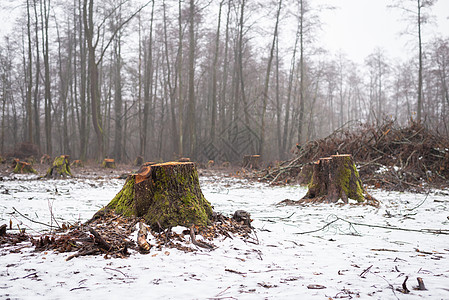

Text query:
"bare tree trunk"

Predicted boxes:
[[77, 0, 88, 160], [219, 0, 231, 138], [41, 0, 52, 156], [210, 1, 223, 143], [177, 0, 184, 157], [187, 0, 196, 157], [163, 0, 179, 155], [297, 0, 305, 144], [142, 0, 155, 159], [282, 18, 300, 159], [33, 0, 41, 148], [26, 0, 33, 144], [83, 0, 104, 160], [55, 13, 71, 154], [261, 0, 282, 158], [113, 33, 123, 162], [417, 0, 423, 122]]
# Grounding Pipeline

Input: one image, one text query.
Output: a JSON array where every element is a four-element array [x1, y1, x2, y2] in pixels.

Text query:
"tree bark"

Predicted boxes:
[[302, 154, 377, 205], [103, 162, 213, 230]]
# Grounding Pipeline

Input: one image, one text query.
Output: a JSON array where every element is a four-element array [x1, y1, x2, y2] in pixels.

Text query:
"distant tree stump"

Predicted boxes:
[[103, 162, 213, 230], [102, 158, 116, 169], [46, 155, 72, 178], [178, 157, 191, 162], [243, 155, 261, 169], [71, 160, 84, 168], [136, 161, 156, 172], [302, 154, 377, 205], [13, 159, 37, 174], [221, 161, 230, 168], [207, 160, 215, 168], [40, 154, 51, 165], [134, 156, 144, 166]]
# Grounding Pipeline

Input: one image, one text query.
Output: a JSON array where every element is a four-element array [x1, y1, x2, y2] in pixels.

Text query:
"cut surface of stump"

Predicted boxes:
[[243, 155, 261, 169], [103, 162, 213, 230], [102, 158, 116, 168], [302, 154, 377, 205], [13, 159, 37, 174], [46, 155, 72, 178]]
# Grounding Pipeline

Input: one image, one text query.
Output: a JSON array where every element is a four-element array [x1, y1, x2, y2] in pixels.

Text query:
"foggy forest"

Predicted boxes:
[[0, 0, 447, 163], [2, 1, 449, 299]]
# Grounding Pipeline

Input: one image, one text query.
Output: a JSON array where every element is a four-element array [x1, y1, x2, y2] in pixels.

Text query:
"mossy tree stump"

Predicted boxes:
[[302, 154, 376, 204], [243, 155, 261, 169], [13, 159, 37, 174], [102, 158, 116, 168], [46, 155, 72, 178], [104, 162, 213, 230]]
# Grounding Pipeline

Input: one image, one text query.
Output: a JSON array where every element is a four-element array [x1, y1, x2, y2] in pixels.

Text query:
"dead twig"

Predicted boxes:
[[295, 215, 449, 235], [12, 207, 54, 229], [88, 227, 112, 251], [190, 226, 215, 250]]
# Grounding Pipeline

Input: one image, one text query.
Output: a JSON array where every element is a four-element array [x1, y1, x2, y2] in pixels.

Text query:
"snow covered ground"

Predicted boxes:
[[1, 172, 448, 299]]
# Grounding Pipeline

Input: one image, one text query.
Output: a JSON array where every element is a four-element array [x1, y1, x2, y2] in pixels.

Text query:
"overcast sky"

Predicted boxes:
[[0, 0, 448, 65], [317, 0, 449, 64]]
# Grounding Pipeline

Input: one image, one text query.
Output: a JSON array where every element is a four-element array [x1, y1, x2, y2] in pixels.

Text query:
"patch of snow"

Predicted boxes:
[[1, 176, 448, 299]]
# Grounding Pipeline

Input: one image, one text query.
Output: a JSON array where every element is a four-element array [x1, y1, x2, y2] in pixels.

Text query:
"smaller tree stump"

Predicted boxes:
[[243, 155, 261, 169], [207, 160, 215, 168], [46, 155, 72, 178], [40, 154, 51, 165], [302, 154, 377, 205], [102, 161, 213, 230], [221, 161, 230, 168], [102, 158, 116, 169], [13, 159, 37, 174], [178, 157, 191, 162], [71, 160, 84, 168], [134, 156, 144, 166], [136, 161, 156, 172]]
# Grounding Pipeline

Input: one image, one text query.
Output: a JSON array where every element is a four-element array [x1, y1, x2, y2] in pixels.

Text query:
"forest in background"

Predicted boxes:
[[0, 0, 448, 163]]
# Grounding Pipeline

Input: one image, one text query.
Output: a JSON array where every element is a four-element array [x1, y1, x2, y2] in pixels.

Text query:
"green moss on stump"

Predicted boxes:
[[105, 162, 213, 230], [13, 159, 37, 174], [303, 154, 376, 205], [46, 155, 72, 178]]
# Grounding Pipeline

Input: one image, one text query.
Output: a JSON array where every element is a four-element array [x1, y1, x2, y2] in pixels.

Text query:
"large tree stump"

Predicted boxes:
[[13, 159, 37, 174], [103, 162, 213, 230], [46, 155, 72, 178], [302, 154, 376, 205]]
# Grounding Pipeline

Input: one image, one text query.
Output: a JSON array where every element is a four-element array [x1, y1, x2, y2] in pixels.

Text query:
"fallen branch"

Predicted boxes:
[[66, 248, 98, 261], [190, 226, 215, 250], [295, 215, 449, 235], [88, 227, 112, 251], [12, 207, 55, 229]]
